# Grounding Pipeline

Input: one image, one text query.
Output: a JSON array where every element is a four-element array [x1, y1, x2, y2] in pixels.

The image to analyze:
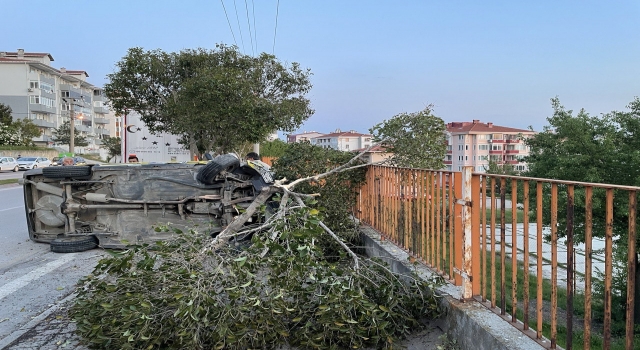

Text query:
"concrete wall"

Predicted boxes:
[[0, 149, 59, 160], [360, 225, 549, 350]]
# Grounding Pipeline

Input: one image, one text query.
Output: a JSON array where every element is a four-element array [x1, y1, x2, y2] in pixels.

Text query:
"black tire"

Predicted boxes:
[[196, 154, 240, 185], [42, 166, 92, 179], [50, 235, 99, 253]]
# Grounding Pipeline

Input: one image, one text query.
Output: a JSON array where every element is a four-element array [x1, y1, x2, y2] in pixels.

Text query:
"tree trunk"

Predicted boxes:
[[188, 132, 197, 160], [634, 255, 640, 324]]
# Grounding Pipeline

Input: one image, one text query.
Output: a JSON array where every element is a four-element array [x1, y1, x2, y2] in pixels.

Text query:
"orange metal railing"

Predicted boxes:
[[356, 165, 640, 350]]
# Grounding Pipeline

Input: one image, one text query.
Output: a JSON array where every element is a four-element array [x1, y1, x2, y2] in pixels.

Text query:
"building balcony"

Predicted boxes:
[[446, 150, 452, 154], [505, 149, 520, 154], [505, 139, 521, 143], [505, 160, 519, 164], [488, 139, 505, 143], [94, 117, 109, 124], [489, 149, 503, 154], [29, 103, 56, 114], [444, 160, 452, 165], [97, 128, 110, 135], [31, 119, 56, 128], [94, 107, 109, 115], [33, 135, 54, 143], [94, 139, 103, 145], [77, 125, 91, 132]]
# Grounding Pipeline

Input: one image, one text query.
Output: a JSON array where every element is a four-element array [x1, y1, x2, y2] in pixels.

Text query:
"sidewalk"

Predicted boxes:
[[2, 298, 85, 350]]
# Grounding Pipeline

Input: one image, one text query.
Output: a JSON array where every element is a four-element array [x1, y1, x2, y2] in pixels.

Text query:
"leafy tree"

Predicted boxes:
[[101, 136, 121, 162], [369, 106, 447, 169], [104, 45, 313, 156], [274, 142, 367, 246], [260, 138, 289, 157], [0, 103, 12, 125], [524, 96, 640, 326], [484, 159, 518, 175], [0, 117, 40, 147], [52, 121, 88, 147], [12, 118, 42, 146]]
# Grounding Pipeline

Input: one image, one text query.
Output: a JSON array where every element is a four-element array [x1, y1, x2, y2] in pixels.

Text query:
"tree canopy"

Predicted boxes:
[[101, 136, 121, 162], [0, 103, 12, 125], [104, 45, 314, 156], [524, 97, 640, 323], [0, 104, 41, 147], [369, 106, 447, 169], [52, 121, 88, 147]]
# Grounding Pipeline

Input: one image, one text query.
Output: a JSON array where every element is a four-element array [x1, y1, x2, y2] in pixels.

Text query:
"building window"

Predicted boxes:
[[479, 145, 489, 150], [29, 95, 40, 104], [30, 81, 39, 89], [40, 82, 54, 93], [491, 145, 502, 151], [458, 135, 464, 140], [465, 145, 468, 150], [61, 91, 70, 98]]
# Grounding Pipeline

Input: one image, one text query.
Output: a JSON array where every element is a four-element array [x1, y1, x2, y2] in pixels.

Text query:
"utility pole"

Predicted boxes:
[[63, 96, 83, 155], [68, 99, 75, 155]]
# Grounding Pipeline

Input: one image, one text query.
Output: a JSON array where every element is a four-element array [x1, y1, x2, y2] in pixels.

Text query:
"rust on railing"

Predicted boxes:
[[356, 165, 640, 350]]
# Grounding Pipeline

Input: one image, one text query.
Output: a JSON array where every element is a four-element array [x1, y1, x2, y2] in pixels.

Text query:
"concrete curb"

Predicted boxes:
[[360, 225, 546, 350]]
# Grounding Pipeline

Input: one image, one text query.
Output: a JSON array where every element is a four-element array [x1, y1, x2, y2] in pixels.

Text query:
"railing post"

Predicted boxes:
[[461, 166, 473, 299]]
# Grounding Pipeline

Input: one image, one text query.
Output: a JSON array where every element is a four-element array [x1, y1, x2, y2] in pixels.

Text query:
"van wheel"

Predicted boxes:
[[50, 235, 99, 253], [196, 154, 240, 185]]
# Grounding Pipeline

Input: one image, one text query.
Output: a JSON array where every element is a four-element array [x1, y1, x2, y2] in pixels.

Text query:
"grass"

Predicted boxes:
[[0, 178, 19, 186], [481, 252, 633, 350], [484, 208, 525, 223]]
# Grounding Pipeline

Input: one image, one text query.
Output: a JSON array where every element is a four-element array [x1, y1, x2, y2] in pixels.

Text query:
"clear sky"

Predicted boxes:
[[3, 0, 639, 135]]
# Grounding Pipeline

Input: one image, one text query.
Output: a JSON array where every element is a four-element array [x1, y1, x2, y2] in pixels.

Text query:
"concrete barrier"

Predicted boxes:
[[360, 225, 547, 350]]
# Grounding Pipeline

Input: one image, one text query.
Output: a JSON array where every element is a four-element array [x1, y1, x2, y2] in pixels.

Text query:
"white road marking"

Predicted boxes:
[[0, 253, 77, 301], [0, 206, 23, 212]]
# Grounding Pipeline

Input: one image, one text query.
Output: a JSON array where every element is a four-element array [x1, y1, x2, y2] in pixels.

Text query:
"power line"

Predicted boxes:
[[233, 0, 246, 54], [244, 0, 255, 56], [220, 0, 238, 47], [273, 0, 280, 54], [252, 0, 258, 54]]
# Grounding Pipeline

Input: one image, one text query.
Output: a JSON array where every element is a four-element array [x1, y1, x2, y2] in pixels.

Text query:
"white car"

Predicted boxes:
[[17, 157, 51, 170], [0, 157, 19, 172]]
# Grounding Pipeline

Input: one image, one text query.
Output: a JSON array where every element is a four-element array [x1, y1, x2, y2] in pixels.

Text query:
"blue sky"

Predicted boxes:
[[3, 0, 639, 135]]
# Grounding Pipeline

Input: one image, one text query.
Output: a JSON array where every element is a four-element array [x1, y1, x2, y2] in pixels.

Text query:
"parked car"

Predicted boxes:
[[20, 154, 275, 252], [0, 157, 19, 172], [72, 156, 87, 165], [17, 157, 51, 170], [51, 157, 62, 166]]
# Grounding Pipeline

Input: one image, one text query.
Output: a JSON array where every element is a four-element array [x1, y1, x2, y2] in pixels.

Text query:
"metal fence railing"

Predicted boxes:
[[356, 165, 640, 350]]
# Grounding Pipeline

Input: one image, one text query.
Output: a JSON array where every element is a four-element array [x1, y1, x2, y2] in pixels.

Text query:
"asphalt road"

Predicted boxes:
[[0, 185, 104, 348], [0, 171, 24, 181]]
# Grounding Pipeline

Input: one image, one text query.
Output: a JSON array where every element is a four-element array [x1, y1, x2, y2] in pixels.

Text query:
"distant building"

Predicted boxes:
[[287, 131, 324, 143], [357, 144, 393, 164], [311, 129, 373, 152], [0, 49, 112, 149], [445, 120, 535, 173]]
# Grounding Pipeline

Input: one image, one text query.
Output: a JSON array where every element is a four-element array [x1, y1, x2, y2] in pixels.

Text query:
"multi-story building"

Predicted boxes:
[[310, 129, 373, 152], [445, 120, 535, 173], [0, 49, 111, 149], [287, 131, 324, 143]]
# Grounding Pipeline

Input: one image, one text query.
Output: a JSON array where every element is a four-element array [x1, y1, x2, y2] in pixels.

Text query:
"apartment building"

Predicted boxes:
[[311, 129, 373, 151], [287, 131, 324, 143], [0, 49, 111, 149], [445, 120, 535, 173]]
